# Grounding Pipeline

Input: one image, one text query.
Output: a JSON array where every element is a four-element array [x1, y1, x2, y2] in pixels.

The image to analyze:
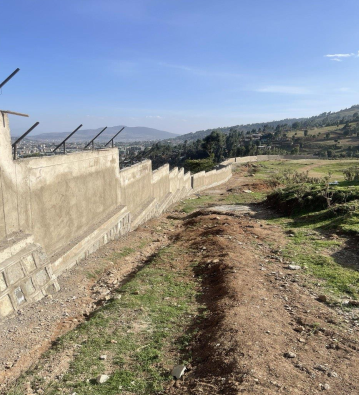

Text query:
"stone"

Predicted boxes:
[[294, 326, 305, 333], [318, 295, 327, 302], [315, 365, 328, 372], [171, 364, 186, 379], [96, 374, 110, 383], [323, 383, 330, 390], [284, 352, 296, 358], [328, 371, 338, 378], [14, 287, 26, 305], [287, 265, 301, 270], [99, 355, 107, 360]]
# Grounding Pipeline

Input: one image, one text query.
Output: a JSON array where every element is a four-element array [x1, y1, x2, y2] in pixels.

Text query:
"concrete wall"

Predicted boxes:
[[21, 150, 122, 254], [0, 114, 233, 317], [119, 160, 153, 214]]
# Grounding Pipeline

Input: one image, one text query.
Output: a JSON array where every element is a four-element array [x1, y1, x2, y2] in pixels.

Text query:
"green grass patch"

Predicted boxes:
[[308, 161, 359, 179], [225, 191, 266, 204], [9, 246, 203, 395], [254, 160, 316, 179], [278, 229, 359, 299], [179, 196, 216, 213]]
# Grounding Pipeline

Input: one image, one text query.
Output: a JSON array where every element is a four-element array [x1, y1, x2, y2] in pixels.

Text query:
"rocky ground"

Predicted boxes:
[[2, 170, 359, 394]]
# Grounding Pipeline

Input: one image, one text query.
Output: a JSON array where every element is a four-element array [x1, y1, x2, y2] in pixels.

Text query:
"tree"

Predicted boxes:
[[202, 130, 225, 163], [304, 130, 308, 137]]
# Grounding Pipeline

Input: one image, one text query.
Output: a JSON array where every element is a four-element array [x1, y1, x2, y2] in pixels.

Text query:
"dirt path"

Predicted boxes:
[[171, 208, 359, 394], [2, 171, 359, 394]]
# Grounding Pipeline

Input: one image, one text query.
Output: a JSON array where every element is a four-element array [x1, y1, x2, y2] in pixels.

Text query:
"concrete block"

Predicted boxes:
[[22, 254, 36, 273], [0, 294, 14, 317], [33, 268, 50, 287], [45, 282, 60, 295], [22, 278, 36, 297], [7, 263, 25, 285]]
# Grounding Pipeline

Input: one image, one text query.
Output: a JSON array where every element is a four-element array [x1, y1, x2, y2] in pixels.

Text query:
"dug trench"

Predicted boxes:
[[3, 172, 359, 394]]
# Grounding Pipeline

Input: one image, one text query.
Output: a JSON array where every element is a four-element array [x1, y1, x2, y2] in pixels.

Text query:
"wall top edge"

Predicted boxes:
[[16, 147, 119, 166]]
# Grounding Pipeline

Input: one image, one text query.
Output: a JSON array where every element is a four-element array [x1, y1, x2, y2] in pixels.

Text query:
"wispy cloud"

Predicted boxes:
[[146, 115, 163, 119], [158, 62, 243, 78], [326, 53, 354, 58], [325, 51, 359, 62], [256, 85, 312, 95]]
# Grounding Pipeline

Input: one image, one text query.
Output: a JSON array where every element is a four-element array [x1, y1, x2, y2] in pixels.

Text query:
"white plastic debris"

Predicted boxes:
[[171, 364, 186, 379]]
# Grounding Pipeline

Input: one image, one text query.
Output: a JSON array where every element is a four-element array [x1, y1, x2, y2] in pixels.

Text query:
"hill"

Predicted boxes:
[[23, 126, 179, 143], [173, 104, 359, 142]]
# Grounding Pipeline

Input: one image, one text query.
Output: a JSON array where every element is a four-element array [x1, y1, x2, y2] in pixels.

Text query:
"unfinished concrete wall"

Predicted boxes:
[[20, 150, 122, 255], [119, 161, 153, 214], [235, 156, 258, 163], [205, 165, 232, 188], [191, 171, 206, 191], [191, 165, 232, 193], [0, 114, 233, 318], [152, 164, 170, 201], [0, 114, 123, 256]]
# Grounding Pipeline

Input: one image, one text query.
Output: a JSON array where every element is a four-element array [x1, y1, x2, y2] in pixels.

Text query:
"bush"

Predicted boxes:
[[184, 158, 215, 173], [343, 166, 359, 181]]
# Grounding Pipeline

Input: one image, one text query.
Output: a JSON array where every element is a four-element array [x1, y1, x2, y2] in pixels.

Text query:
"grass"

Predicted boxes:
[[240, 159, 359, 301], [306, 161, 359, 179], [253, 159, 359, 181], [9, 245, 203, 395], [179, 195, 216, 213], [274, 226, 359, 299], [225, 191, 266, 204], [253, 160, 317, 180]]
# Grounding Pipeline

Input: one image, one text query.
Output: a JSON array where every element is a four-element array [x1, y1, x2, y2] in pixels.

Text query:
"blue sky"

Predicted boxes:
[[1, 0, 359, 135]]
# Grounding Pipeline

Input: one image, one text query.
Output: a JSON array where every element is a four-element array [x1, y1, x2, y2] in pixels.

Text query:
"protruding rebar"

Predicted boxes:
[[12, 122, 40, 159]]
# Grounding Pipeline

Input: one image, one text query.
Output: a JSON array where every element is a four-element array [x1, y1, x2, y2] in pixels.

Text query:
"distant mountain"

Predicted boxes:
[[22, 126, 179, 142], [172, 104, 359, 142]]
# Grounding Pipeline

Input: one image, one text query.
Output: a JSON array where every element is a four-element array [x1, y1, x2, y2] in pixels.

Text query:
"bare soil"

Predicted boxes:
[[2, 171, 359, 394]]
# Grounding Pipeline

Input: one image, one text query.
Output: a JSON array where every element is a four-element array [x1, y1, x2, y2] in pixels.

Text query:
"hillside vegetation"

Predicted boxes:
[[173, 104, 359, 142], [134, 108, 359, 172]]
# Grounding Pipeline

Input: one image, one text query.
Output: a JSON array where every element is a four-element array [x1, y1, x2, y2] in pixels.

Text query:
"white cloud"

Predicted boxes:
[[325, 51, 359, 62], [256, 85, 312, 95], [325, 53, 354, 58], [146, 115, 163, 119]]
